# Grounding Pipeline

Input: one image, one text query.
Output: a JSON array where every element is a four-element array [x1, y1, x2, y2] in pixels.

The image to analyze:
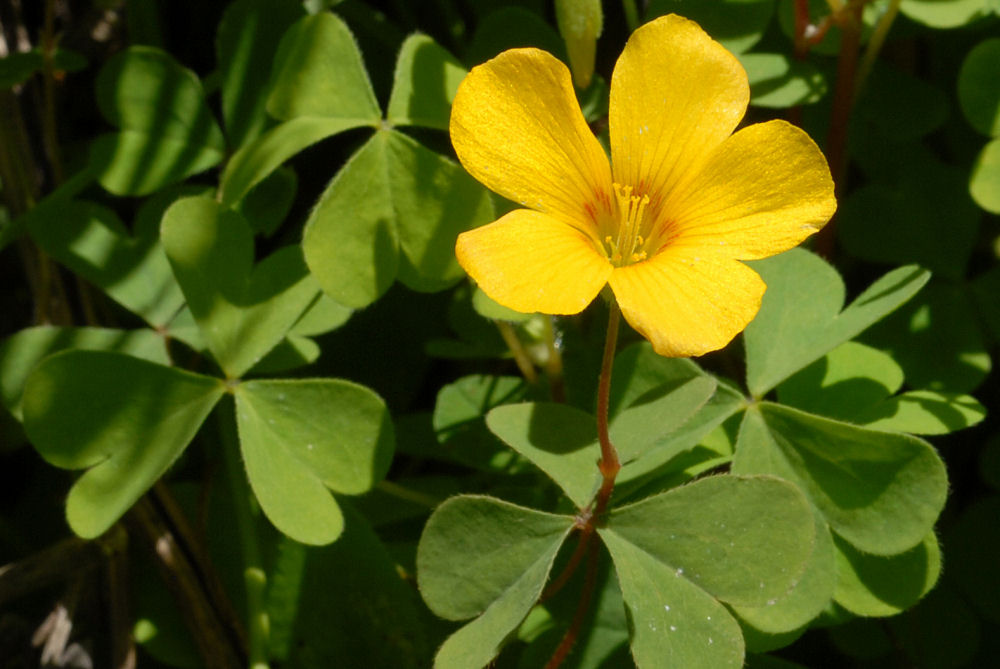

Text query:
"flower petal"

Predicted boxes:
[[450, 48, 613, 233], [662, 120, 837, 259], [609, 248, 765, 357], [456, 209, 612, 315], [609, 14, 749, 207]]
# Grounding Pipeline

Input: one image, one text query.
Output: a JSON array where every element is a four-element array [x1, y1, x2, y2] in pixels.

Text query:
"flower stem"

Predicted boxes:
[[497, 321, 538, 385], [594, 301, 622, 516], [815, 1, 864, 258], [543, 301, 622, 669], [543, 316, 566, 403], [543, 538, 600, 669], [855, 0, 902, 94], [218, 403, 271, 669]]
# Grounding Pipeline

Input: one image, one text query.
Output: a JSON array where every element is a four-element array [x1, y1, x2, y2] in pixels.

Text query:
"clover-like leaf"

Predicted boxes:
[[161, 196, 320, 378], [387, 33, 467, 130], [234, 378, 393, 545], [777, 341, 903, 422], [417, 495, 572, 668], [646, 0, 774, 53], [266, 504, 428, 666], [600, 531, 745, 668], [739, 53, 827, 108], [1, 326, 169, 420], [220, 116, 373, 206], [486, 375, 716, 508], [970, 138, 1000, 214], [832, 532, 941, 617], [731, 509, 837, 637], [90, 47, 225, 195], [855, 390, 986, 435], [28, 199, 186, 327], [744, 248, 930, 397], [599, 475, 815, 668], [216, 0, 305, 148], [432, 374, 527, 471], [22, 350, 224, 538], [732, 403, 948, 555], [604, 475, 814, 608], [303, 129, 494, 308], [862, 280, 990, 393], [266, 12, 380, 122]]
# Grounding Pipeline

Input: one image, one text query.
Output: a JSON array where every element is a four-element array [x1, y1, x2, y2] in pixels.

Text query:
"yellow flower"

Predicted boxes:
[[452, 14, 837, 357]]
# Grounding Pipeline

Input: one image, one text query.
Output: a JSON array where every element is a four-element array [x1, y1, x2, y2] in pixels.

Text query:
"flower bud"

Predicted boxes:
[[555, 0, 603, 89]]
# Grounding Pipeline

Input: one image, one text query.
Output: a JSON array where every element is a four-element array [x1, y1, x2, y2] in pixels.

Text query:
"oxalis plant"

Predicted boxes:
[[0, 1, 996, 668]]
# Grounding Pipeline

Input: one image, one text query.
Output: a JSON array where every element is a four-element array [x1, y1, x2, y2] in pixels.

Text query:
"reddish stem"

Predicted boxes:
[[815, 2, 864, 258], [543, 537, 600, 669], [544, 302, 622, 668], [594, 302, 622, 512]]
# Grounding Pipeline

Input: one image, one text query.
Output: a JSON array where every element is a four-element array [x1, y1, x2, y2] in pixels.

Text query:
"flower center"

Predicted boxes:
[[603, 183, 650, 267]]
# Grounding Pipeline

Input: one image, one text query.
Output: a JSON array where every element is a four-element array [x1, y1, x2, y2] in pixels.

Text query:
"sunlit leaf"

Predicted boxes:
[[22, 350, 224, 538], [733, 403, 947, 555], [744, 248, 930, 397], [161, 196, 320, 378], [417, 495, 572, 667], [234, 378, 394, 545], [91, 47, 225, 195]]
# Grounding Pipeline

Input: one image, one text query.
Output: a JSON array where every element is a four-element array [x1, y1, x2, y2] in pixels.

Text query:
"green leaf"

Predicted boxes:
[[731, 510, 836, 636], [22, 350, 224, 538], [600, 530, 745, 668], [777, 341, 904, 422], [485, 402, 598, 507], [267, 504, 428, 667], [861, 281, 991, 393], [216, 0, 305, 147], [433, 374, 526, 471], [486, 376, 716, 508], [744, 248, 930, 397], [387, 33, 467, 130], [740, 53, 827, 108], [901, 0, 990, 29], [220, 116, 372, 206], [416, 495, 572, 667], [266, 12, 380, 122], [247, 334, 320, 376], [970, 138, 1000, 213], [832, 532, 941, 617], [733, 403, 948, 555], [466, 7, 566, 66], [303, 130, 493, 307], [852, 64, 949, 141], [234, 378, 394, 545], [161, 196, 320, 378], [471, 286, 533, 323], [604, 475, 815, 608], [838, 160, 979, 280], [958, 38, 1000, 136], [236, 165, 297, 238], [288, 292, 352, 337], [0, 326, 169, 420], [601, 343, 746, 490], [27, 199, 186, 326], [90, 46, 225, 195], [854, 390, 986, 434], [646, 0, 775, 54]]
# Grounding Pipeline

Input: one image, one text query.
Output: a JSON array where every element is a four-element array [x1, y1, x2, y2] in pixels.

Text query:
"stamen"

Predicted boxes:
[[606, 183, 651, 267]]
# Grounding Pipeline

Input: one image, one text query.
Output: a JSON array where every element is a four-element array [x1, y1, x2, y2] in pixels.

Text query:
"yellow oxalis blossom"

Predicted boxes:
[[452, 14, 837, 357]]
